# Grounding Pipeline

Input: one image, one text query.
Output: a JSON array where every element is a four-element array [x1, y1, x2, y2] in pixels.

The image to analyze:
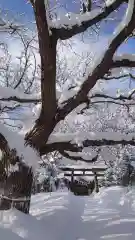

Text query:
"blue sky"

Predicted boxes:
[[0, 0, 134, 56], [0, 0, 80, 21], [1, 0, 134, 54]]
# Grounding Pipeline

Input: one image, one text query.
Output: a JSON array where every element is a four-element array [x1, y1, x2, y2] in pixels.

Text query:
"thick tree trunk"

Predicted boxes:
[[25, 0, 58, 151], [14, 166, 33, 214]]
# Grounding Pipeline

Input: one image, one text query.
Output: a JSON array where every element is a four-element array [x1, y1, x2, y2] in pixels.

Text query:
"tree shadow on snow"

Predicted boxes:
[[2, 188, 135, 240]]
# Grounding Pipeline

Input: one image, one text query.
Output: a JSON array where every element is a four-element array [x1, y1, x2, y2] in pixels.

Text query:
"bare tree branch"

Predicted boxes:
[[102, 73, 135, 80], [112, 55, 135, 68], [0, 96, 40, 103], [13, 34, 35, 90], [90, 92, 135, 101], [91, 100, 135, 107], [24, 49, 37, 94], [0, 11, 24, 34]]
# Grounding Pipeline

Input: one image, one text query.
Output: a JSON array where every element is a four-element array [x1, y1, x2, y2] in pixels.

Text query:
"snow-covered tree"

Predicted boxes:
[[23, 0, 135, 157], [2, 0, 135, 161], [103, 146, 135, 187], [1, 0, 135, 212]]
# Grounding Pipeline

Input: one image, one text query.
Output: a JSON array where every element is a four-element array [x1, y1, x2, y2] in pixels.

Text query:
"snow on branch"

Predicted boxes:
[[89, 91, 135, 107], [75, 92, 135, 111], [26, 0, 135, 155], [91, 100, 135, 107], [59, 150, 88, 162], [0, 123, 40, 169], [51, 0, 123, 40], [0, 18, 22, 34], [90, 93, 135, 101], [0, 96, 40, 104], [47, 132, 135, 144], [112, 54, 135, 68], [102, 73, 135, 80], [0, 86, 41, 103], [56, 0, 135, 122], [59, 150, 99, 163], [85, 90, 135, 109], [44, 132, 135, 156]]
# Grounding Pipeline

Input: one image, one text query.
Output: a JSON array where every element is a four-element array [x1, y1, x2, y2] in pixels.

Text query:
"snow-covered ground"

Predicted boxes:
[[1, 187, 135, 240]]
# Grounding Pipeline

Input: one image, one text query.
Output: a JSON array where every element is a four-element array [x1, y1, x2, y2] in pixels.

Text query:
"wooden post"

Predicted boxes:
[[94, 172, 99, 193], [71, 170, 74, 184]]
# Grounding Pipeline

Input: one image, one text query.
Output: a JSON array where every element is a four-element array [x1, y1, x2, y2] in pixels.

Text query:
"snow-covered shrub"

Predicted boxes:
[[104, 149, 135, 187], [103, 167, 116, 187], [32, 158, 62, 194]]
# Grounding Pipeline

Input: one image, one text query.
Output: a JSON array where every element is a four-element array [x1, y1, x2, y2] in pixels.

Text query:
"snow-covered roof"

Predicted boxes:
[[59, 164, 106, 170]]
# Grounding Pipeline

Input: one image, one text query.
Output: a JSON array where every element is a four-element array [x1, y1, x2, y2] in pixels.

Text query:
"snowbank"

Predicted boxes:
[[1, 187, 135, 239], [0, 123, 40, 169]]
